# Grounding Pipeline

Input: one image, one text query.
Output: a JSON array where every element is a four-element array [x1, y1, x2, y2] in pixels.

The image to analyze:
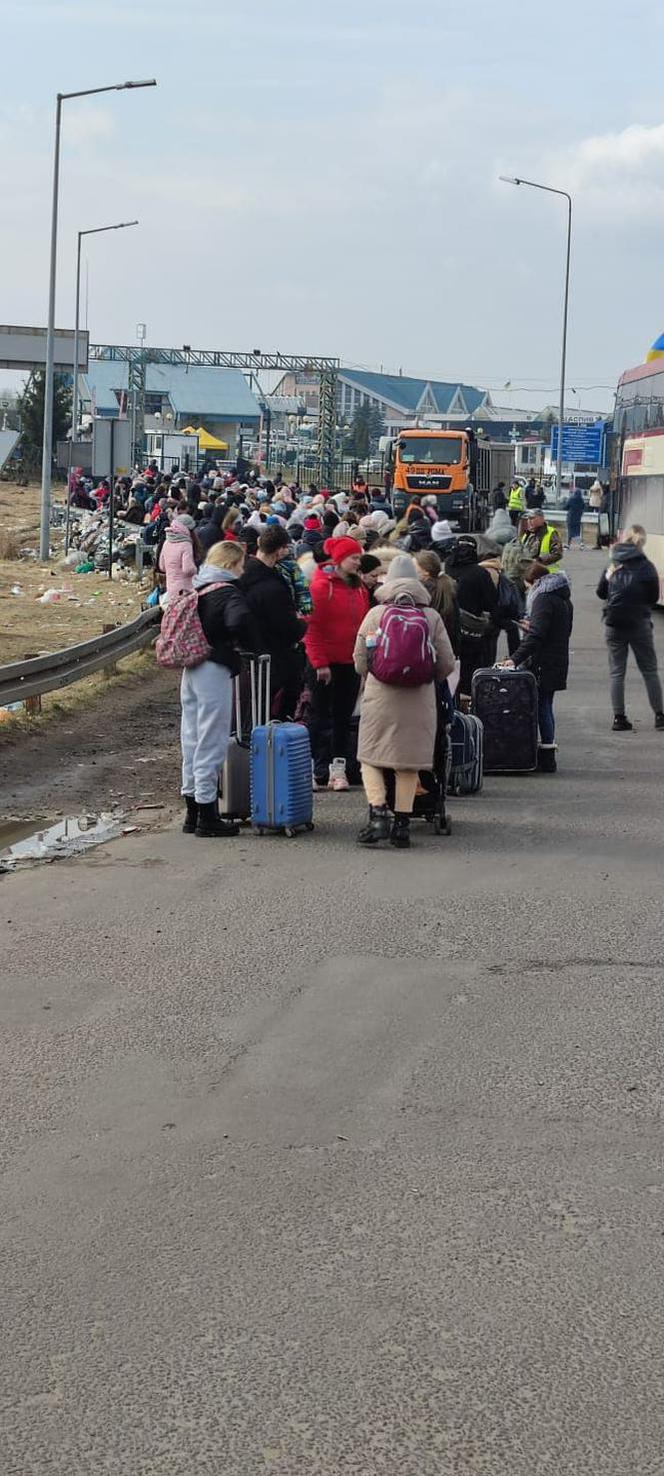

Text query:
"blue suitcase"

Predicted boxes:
[[250, 722, 314, 836]]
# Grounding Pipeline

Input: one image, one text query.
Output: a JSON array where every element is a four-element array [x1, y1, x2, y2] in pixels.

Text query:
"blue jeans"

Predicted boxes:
[[538, 689, 555, 744]]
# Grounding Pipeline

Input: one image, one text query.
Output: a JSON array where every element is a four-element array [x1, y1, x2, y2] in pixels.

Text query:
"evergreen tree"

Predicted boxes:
[[17, 371, 71, 472]]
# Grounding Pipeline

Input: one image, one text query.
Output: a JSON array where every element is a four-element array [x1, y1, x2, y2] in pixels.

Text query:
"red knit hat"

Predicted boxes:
[[323, 535, 360, 564]]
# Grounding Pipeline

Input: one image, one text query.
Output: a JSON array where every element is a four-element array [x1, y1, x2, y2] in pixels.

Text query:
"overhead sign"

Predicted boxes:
[[550, 421, 605, 463], [0, 325, 89, 373]]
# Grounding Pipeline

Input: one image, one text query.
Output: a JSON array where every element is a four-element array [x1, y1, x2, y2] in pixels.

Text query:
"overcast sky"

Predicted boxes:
[[2, 0, 664, 410]]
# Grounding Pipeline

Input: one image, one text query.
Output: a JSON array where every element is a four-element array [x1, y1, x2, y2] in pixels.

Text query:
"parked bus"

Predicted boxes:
[[618, 428, 664, 603]]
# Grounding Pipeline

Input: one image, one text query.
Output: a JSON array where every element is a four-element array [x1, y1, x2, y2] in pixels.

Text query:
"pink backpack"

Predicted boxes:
[[370, 596, 436, 687], [155, 584, 225, 670]]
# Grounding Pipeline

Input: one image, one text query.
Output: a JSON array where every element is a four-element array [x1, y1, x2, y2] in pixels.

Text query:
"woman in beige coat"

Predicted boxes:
[[353, 554, 455, 848]]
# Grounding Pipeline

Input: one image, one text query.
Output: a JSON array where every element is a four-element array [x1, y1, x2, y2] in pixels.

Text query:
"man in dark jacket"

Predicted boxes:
[[596, 526, 664, 730], [239, 525, 306, 717], [445, 536, 499, 696], [506, 563, 573, 769]]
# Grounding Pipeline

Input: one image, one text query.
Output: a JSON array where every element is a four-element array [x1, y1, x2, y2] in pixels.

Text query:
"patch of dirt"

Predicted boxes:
[[0, 659, 181, 825]]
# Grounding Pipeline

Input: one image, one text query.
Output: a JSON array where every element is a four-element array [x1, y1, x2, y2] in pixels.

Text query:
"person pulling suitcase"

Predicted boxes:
[[500, 559, 573, 772]]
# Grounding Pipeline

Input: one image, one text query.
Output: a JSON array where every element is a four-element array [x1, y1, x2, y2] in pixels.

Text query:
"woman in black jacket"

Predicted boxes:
[[596, 525, 664, 731], [180, 541, 257, 838], [504, 560, 573, 770]]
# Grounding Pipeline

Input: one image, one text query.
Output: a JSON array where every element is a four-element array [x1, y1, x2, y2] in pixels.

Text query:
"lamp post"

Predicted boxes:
[[65, 218, 139, 553], [40, 78, 156, 560], [499, 175, 572, 505]]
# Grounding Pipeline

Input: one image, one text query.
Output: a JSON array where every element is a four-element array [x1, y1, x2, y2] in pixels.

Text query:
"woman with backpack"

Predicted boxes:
[[179, 541, 256, 838], [596, 525, 664, 731], [353, 554, 455, 849]]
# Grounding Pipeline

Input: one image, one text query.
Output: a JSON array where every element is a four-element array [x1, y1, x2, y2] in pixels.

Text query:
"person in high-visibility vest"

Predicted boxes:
[[520, 510, 563, 571], [507, 482, 525, 526]]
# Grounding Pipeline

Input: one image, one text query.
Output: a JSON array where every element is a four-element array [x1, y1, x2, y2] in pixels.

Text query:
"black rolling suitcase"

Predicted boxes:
[[471, 667, 538, 773]]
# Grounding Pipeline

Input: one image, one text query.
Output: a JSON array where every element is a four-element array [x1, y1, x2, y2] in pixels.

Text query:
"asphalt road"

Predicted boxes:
[[2, 548, 664, 1476]]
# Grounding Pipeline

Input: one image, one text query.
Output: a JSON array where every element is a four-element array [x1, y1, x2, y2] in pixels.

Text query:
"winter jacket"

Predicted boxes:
[[279, 558, 313, 616], [486, 508, 515, 547], [239, 556, 306, 660], [305, 565, 369, 669], [194, 564, 257, 675], [197, 506, 226, 553], [445, 548, 499, 619], [159, 530, 197, 598], [353, 577, 455, 769], [520, 523, 563, 569], [511, 572, 573, 691], [596, 543, 660, 627]]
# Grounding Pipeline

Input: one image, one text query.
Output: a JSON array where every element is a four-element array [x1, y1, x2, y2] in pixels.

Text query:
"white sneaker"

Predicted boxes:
[[328, 757, 349, 791]]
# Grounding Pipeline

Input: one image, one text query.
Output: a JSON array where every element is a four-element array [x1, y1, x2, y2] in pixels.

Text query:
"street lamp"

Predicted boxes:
[[499, 174, 572, 505], [40, 78, 156, 560], [65, 218, 139, 553]]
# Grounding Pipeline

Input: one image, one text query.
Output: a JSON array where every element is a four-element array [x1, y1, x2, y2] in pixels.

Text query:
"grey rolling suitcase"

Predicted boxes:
[[219, 655, 270, 820]]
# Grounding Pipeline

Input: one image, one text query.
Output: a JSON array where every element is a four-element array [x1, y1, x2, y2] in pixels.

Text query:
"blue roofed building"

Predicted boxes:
[[80, 361, 261, 453], [274, 366, 492, 436]]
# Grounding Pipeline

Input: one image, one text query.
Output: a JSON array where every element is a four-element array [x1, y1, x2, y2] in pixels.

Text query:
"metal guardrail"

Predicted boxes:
[[0, 608, 160, 707]]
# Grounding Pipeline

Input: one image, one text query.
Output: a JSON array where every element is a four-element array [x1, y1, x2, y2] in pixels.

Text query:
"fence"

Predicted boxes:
[[262, 452, 387, 491], [0, 608, 160, 708]]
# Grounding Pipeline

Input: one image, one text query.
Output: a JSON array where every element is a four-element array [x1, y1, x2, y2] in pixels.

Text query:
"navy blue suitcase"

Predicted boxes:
[[448, 711, 483, 795], [471, 667, 538, 773], [250, 722, 314, 836]]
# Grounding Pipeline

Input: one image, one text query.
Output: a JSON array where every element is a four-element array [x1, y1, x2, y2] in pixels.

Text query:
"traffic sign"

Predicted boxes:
[[550, 421, 605, 463]]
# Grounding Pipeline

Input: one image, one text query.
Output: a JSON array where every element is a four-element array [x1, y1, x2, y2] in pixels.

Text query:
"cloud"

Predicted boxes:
[[544, 121, 664, 220]]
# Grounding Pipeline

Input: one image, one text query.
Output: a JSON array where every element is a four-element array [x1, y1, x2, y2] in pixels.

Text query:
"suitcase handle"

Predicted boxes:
[[237, 651, 271, 728]]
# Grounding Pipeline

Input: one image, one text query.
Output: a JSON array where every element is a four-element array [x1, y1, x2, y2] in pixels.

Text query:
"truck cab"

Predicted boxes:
[[385, 428, 477, 527]]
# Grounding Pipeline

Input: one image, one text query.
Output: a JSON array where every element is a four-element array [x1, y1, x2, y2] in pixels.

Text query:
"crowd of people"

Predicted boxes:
[[89, 461, 663, 843]]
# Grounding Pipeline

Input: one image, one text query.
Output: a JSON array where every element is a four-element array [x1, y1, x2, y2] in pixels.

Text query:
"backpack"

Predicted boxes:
[[496, 571, 522, 621], [155, 584, 225, 670], [370, 596, 436, 687], [606, 564, 636, 618]]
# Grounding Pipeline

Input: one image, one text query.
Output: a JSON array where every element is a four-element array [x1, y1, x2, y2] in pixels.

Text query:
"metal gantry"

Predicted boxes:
[[90, 344, 340, 482]]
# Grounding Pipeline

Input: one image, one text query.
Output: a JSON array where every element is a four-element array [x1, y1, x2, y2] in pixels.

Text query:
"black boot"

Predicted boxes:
[[357, 804, 390, 846], [182, 795, 198, 834], [390, 812, 411, 849], [195, 801, 240, 838], [612, 714, 633, 732], [537, 744, 557, 773]]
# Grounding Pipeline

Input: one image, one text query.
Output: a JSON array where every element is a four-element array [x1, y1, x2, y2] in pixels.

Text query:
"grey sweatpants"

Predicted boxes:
[[180, 660, 233, 803], [605, 622, 663, 716]]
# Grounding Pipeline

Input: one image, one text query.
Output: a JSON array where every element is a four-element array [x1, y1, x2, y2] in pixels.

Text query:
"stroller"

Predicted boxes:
[[384, 686, 452, 837]]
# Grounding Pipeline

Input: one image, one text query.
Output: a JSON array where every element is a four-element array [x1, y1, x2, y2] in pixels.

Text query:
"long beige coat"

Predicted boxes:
[[353, 577, 455, 769]]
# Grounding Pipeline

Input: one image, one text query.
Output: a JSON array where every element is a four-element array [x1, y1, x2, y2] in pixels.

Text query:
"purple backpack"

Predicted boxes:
[[370, 596, 436, 687]]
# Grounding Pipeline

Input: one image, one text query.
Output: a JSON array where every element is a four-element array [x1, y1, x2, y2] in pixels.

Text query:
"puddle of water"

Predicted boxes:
[[0, 812, 123, 872]]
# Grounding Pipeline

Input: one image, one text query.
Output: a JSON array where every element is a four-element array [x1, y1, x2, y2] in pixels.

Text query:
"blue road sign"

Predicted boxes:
[[550, 421, 605, 463]]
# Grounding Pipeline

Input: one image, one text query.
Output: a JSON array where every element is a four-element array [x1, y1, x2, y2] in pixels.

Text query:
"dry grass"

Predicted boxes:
[[0, 481, 148, 666]]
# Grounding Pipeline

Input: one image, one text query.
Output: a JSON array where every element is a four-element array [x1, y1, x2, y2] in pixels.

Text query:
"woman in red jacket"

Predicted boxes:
[[305, 536, 369, 789]]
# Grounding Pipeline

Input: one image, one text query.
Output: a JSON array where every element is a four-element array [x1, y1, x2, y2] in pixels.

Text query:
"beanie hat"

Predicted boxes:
[[359, 553, 381, 574], [384, 553, 419, 582], [323, 535, 361, 565], [304, 515, 321, 531]]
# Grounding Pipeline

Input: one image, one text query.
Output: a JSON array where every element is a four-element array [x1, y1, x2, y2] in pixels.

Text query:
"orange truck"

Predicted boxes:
[[384, 428, 514, 529]]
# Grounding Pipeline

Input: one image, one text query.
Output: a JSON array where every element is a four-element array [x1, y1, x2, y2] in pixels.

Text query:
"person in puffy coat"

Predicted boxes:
[[158, 516, 198, 600], [596, 524, 664, 730], [503, 560, 573, 771], [353, 554, 455, 849], [304, 535, 369, 789]]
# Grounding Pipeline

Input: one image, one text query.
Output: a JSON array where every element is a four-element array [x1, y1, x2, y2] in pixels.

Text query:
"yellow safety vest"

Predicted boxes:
[[508, 487, 524, 511], [539, 525, 561, 572]]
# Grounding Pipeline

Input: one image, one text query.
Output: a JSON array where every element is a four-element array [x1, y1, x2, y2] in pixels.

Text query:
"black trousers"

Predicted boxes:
[[308, 663, 361, 781]]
